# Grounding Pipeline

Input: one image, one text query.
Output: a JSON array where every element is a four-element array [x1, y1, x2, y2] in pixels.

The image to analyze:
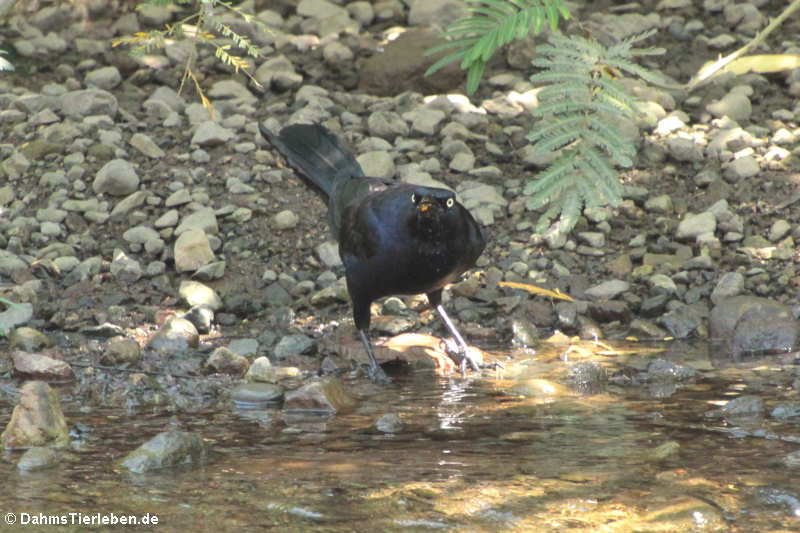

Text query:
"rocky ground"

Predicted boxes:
[[1, 0, 800, 417]]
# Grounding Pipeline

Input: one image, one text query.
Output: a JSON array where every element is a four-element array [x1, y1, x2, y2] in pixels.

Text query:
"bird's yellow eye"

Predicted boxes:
[[411, 193, 416, 203], [446, 198, 454, 208]]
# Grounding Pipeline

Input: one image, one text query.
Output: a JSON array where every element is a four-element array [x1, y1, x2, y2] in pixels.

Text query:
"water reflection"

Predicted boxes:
[[1, 341, 800, 531]]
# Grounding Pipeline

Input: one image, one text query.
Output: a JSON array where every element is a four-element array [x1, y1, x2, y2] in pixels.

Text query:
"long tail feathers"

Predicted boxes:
[[260, 123, 364, 199]]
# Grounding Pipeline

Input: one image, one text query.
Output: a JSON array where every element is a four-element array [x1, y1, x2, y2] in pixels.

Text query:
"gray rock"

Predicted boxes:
[[283, 377, 357, 413], [255, 54, 302, 90], [179, 280, 223, 310], [93, 159, 140, 196], [207, 79, 256, 104], [768, 219, 791, 242], [0, 302, 33, 333], [404, 108, 446, 136], [17, 446, 60, 472], [101, 338, 142, 366], [231, 382, 283, 407], [449, 151, 475, 172], [11, 350, 74, 382], [357, 151, 395, 180], [322, 41, 354, 64], [375, 413, 404, 433], [110, 249, 142, 283], [191, 121, 234, 147], [297, 0, 347, 18], [675, 211, 716, 240], [577, 232, 606, 248], [658, 306, 703, 339], [228, 338, 259, 357], [644, 194, 673, 214], [347, 1, 375, 25], [1, 381, 69, 449], [648, 274, 677, 295], [408, 0, 467, 27], [666, 137, 704, 162], [315, 241, 342, 267], [123, 225, 160, 244], [145, 317, 199, 354], [272, 210, 299, 230], [120, 430, 206, 473], [129, 133, 166, 158], [725, 155, 759, 180], [85, 66, 121, 90], [274, 334, 314, 359], [1, 151, 31, 180], [204, 347, 249, 376], [710, 272, 745, 304], [645, 359, 697, 382], [144, 86, 185, 117], [193, 261, 226, 281], [174, 229, 214, 273], [567, 361, 608, 394], [706, 86, 752, 122], [584, 279, 630, 300], [367, 110, 409, 140], [175, 207, 218, 236], [710, 296, 799, 358], [110, 190, 148, 217], [8, 326, 53, 352], [60, 88, 118, 118]]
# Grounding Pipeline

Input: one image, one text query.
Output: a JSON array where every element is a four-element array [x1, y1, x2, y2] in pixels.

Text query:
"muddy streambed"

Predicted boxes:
[[2, 340, 800, 533]]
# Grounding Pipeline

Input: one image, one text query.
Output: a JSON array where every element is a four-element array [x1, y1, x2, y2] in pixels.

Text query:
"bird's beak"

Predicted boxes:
[[419, 197, 435, 213]]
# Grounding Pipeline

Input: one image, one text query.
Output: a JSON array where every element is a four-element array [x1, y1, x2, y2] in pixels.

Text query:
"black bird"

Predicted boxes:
[[261, 123, 486, 382]]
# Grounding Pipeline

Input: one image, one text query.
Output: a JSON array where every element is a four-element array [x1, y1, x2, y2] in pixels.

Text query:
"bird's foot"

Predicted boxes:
[[443, 339, 483, 376], [368, 362, 392, 384]]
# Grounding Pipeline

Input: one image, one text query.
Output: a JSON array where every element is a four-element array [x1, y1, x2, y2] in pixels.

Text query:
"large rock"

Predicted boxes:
[[93, 159, 140, 196], [1, 381, 69, 449], [119, 430, 207, 473], [710, 296, 799, 358], [359, 28, 465, 96]]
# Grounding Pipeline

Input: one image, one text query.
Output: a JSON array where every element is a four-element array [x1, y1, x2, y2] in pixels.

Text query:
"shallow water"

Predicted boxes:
[[2, 341, 800, 532]]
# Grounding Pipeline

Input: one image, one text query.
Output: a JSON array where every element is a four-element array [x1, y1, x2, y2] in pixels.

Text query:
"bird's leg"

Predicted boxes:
[[358, 329, 391, 384], [434, 304, 482, 375]]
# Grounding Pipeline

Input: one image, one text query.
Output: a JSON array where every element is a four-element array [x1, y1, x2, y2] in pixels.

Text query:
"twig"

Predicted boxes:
[[687, 0, 800, 90]]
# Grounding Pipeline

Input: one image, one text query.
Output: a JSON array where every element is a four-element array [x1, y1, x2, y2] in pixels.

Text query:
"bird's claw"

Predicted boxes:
[[368, 363, 392, 384], [443, 339, 482, 376]]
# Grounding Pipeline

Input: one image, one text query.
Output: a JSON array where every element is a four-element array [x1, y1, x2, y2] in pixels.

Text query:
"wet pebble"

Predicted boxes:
[[646, 440, 680, 463], [375, 413, 404, 434], [283, 377, 357, 413], [231, 383, 284, 407], [119, 430, 207, 473], [17, 446, 60, 472], [567, 361, 607, 394]]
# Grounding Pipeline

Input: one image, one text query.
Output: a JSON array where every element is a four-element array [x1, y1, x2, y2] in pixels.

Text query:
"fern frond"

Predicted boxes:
[[426, 0, 570, 94], [523, 29, 663, 234]]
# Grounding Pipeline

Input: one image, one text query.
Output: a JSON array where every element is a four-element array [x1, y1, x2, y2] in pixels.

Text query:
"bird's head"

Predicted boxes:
[[408, 188, 458, 237]]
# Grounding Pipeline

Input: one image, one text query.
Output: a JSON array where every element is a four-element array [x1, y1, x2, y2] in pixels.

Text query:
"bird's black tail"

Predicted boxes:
[[260, 123, 364, 199]]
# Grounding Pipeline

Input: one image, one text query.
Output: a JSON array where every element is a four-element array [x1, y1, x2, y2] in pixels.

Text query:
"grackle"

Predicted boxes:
[[261, 123, 486, 383]]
